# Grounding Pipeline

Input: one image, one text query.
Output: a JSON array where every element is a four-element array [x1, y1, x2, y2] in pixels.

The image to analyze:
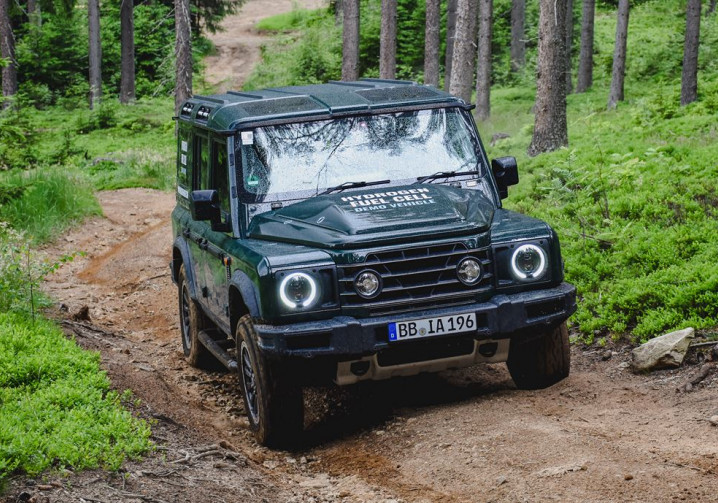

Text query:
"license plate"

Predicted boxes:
[[388, 313, 477, 342]]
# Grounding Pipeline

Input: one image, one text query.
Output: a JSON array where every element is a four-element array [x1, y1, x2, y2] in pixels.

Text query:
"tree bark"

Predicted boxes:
[[449, 0, 478, 104], [333, 0, 343, 25], [681, 0, 701, 106], [528, 0, 568, 156], [88, 0, 102, 109], [707, 0, 716, 16], [342, 0, 360, 81], [510, 0, 525, 72], [120, 0, 135, 104], [444, 0, 458, 91], [475, 0, 492, 120], [424, 0, 440, 86], [576, 0, 594, 92], [380, 0, 397, 79], [0, 0, 16, 106], [27, 0, 41, 26], [607, 0, 629, 110], [565, 0, 573, 94], [175, 0, 192, 114]]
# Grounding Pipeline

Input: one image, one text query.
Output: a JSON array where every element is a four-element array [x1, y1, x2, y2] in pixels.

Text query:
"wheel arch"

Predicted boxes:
[[172, 237, 198, 300], [229, 270, 261, 337]]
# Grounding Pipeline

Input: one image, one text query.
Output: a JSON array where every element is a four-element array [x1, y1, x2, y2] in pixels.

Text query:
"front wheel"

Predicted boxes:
[[236, 315, 304, 447], [506, 322, 570, 390]]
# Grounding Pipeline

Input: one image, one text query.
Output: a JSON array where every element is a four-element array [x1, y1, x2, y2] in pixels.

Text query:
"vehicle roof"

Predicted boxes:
[[177, 79, 469, 132]]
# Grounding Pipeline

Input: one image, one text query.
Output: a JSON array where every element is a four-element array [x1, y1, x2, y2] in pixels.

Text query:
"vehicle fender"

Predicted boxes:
[[172, 237, 199, 300], [229, 270, 261, 320]]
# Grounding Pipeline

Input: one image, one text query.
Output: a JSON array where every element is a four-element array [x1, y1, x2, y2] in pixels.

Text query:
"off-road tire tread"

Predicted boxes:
[[236, 314, 303, 447], [178, 265, 213, 368], [507, 322, 570, 390]]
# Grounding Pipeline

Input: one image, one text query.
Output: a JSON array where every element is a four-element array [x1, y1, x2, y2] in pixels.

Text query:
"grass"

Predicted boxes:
[[0, 313, 152, 480]]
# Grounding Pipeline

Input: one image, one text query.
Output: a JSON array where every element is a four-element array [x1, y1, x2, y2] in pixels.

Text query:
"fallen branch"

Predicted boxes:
[[676, 363, 714, 393]]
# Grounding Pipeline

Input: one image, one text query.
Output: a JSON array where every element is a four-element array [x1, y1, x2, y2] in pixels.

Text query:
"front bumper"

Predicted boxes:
[[254, 282, 576, 359]]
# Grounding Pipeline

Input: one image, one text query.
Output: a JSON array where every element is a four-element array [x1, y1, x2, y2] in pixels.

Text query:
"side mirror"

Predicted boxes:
[[491, 156, 519, 199], [190, 190, 230, 231]]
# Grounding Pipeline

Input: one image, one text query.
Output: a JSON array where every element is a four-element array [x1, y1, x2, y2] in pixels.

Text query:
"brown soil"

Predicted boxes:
[[4, 187, 717, 503], [203, 0, 325, 93]]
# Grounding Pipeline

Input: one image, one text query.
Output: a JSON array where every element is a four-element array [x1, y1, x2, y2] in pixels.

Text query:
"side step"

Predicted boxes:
[[198, 330, 238, 373]]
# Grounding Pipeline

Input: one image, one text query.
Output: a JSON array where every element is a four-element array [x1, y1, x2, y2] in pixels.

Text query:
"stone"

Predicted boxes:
[[709, 415, 718, 426], [631, 328, 695, 372]]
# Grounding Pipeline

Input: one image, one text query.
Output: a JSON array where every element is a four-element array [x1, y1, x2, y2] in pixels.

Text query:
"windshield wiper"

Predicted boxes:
[[318, 179, 391, 196], [415, 169, 480, 184]]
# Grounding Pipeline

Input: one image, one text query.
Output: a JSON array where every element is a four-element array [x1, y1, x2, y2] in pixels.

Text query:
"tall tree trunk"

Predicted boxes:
[[681, 0, 701, 106], [576, 0, 594, 92], [510, 0, 525, 72], [120, 0, 135, 104], [707, 0, 716, 16], [449, 0, 478, 103], [528, 0, 568, 156], [88, 0, 102, 109], [175, 0, 192, 114], [0, 0, 16, 106], [27, 0, 41, 26], [380, 0, 397, 79], [607, 0, 629, 110], [333, 0, 343, 25], [424, 0, 440, 86], [565, 0, 573, 93], [444, 0, 458, 91], [342, 0, 360, 81], [475, 0, 492, 120]]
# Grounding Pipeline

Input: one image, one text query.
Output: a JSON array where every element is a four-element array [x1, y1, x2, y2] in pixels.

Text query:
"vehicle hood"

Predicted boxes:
[[247, 184, 495, 249]]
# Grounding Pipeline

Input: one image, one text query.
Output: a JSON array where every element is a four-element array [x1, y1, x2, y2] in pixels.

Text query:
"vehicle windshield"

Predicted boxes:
[[237, 107, 484, 203]]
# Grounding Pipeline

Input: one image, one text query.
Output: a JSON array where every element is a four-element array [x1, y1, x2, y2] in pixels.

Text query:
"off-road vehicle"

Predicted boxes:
[[171, 79, 577, 446]]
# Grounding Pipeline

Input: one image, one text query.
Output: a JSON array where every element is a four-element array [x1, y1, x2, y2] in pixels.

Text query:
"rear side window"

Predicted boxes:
[[195, 135, 210, 190], [177, 129, 191, 196], [213, 140, 229, 215]]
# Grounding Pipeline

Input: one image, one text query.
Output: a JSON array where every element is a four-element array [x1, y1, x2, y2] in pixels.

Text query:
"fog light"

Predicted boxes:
[[355, 270, 381, 298], [457, 257, 482, 285]]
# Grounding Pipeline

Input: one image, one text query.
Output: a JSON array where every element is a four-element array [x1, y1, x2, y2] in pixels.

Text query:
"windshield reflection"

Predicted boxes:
[[238, 107, 483, 203]]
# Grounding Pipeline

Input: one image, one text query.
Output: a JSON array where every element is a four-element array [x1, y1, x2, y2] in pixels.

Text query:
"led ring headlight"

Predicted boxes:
[[511, 244, 547, 280], [279, 272, 317, 309]]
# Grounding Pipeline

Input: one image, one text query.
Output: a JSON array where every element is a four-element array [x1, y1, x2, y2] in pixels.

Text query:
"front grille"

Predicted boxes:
[[338, 242, 493, 313]]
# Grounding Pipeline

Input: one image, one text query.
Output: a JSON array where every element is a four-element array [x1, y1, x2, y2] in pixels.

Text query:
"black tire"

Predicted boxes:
[[507, 321, 570, 390], [236, 314, 304, 448], [178, 264, 212, 368]]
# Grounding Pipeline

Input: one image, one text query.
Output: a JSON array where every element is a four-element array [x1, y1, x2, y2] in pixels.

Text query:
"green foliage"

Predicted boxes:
[[0, 312, 152, 480], [0, 168, 101, 243], [0, 109, 38, 170]]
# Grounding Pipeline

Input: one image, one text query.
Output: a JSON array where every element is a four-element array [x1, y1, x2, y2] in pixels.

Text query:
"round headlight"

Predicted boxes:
[[511, 244, 547, 280], [279, 272, 317, 309], [355, 270, 381, 299], [457, 257, 482, 285]]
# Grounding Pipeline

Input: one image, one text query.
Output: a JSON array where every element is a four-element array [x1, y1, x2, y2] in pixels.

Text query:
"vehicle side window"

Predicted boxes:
[[212, 140, 229, 215], [194, 135, 210, 190]]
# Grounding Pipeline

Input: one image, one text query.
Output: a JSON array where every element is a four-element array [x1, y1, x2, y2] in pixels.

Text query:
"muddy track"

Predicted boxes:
[[3, 187, 715, 503]]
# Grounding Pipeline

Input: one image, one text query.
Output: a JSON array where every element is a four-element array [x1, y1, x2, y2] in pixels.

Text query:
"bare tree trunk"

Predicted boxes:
[[27, 0, 41, 25], [707, 0, 716, 16], [88, 0, 102, 109], [576, 0, 594, 92], [510, 0, 525, 72], [528, 0, 568, 156], [120, 0, 135, 104], [342, 0, 360, 81], [332, 0, 343, 25], [175, 0, 192, 114], [607, 0, 629, 110], [380, 0, 397, 79], [565, 0, 573, 94], [444, 0, 458, 91], [0, 0, 16, 106], [475, 0, 492, 120], [681, 0, 701, 106], [424, 0, 440, 86], [449, 0, 478, 103]]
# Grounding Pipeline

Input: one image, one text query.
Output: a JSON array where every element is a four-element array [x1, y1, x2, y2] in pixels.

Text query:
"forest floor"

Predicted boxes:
[[203, 0, 325, 93], [2, 189, 716, 503]]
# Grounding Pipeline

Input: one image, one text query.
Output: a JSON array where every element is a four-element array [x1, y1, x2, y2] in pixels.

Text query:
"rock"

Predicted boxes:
[[624, 474, 634, 481], [496, 475, 508, 486], [601, 350, 613, 361], [631, 328, 695, 372], [709, 415, 718, 426]]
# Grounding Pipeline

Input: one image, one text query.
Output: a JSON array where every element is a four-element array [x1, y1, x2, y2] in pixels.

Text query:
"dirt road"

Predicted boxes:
[[4, 188, 714, 503], [203, 0, 325, 92]]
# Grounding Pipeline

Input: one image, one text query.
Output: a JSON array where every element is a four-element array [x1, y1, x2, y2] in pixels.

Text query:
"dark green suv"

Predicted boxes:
[[171, 79, 577, 446]]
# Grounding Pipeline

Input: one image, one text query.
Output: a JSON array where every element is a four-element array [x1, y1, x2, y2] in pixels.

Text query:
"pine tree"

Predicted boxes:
[[681, 0, 701, 105], [120, 0, 136, 104], [528, 0, 568, 156], [342, 0, 360, 81], [475, 0, 492, 120], [576, 0, 595, 93], [424, 0, 440, 86], [510, 0, 525, 72], [444, 0, 457, 91], [88, 0, 102, 109], [565, 0, 573, 93], [380, 0, 397, 79], [175, 0, 192, 114], [607, 0, 629, 110], [448, 0, 478, 103]]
